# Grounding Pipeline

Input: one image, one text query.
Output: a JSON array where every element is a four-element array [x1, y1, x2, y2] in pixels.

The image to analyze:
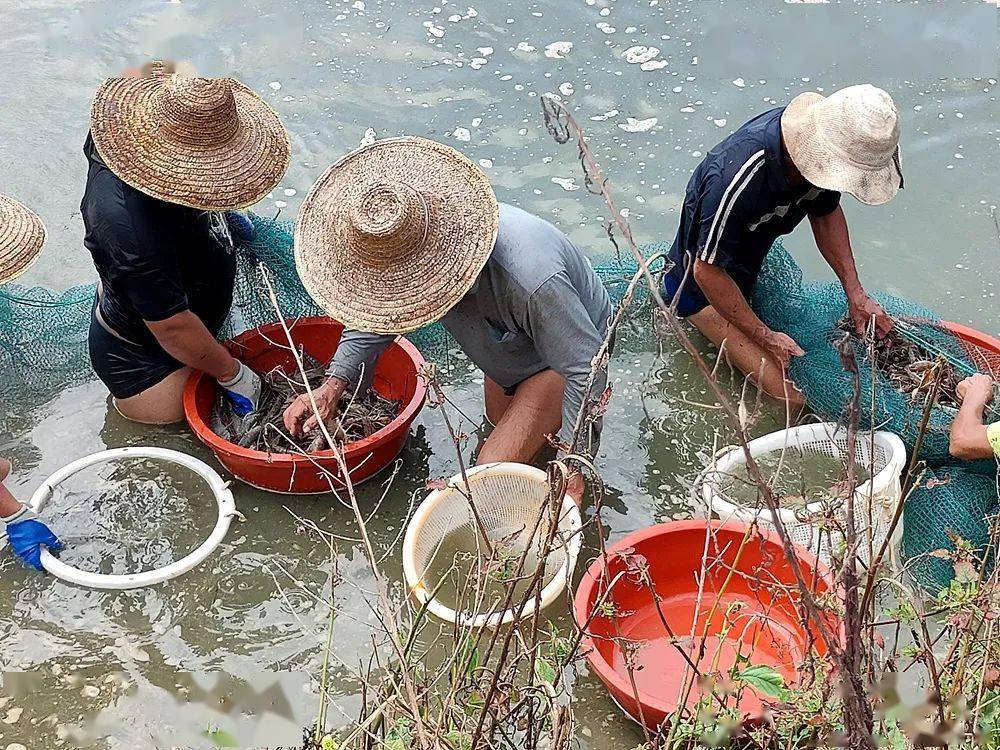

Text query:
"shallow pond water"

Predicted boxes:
[[0, 0, 997, 747]]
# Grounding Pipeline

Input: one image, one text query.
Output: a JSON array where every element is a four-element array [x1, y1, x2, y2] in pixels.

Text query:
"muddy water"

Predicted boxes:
[[0, 0, 997, 747]]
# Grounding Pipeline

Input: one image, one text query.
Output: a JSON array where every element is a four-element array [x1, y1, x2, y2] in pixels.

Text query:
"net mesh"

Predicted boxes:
[[752, 243, 1000, 592], [0, 283, 96, 423], [0, 213, 660, 414], [902, 464, 999, 592], [753, 242, 1000, 462]]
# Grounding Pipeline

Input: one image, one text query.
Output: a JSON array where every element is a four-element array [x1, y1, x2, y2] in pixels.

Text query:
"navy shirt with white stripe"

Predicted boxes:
[[665, 107, 840, 310]]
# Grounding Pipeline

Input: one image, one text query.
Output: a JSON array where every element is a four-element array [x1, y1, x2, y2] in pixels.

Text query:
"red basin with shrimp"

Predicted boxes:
[[183, 317, 427, 494], [573, 520, 838, 731]]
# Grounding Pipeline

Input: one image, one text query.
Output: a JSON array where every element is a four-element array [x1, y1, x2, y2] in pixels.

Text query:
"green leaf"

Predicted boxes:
[[200, 726, 240, 747], [736, 665, 787, 699], [321, 735, 340, 750], [535, 658, 557, 685], [443, 730, 472, 750]]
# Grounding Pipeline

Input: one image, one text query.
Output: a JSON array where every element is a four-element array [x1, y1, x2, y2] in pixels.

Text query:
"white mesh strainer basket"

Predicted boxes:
[[403, 462, 582, 629], [701, 423, 907, 565]]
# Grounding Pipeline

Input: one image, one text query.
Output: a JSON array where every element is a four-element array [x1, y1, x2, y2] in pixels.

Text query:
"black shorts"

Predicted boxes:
[[88, 310, 184, 400]]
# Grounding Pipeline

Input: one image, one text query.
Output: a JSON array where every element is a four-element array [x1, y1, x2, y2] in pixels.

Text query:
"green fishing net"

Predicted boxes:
[[902, 464, 999, 592], [753, 242, 1000, 463], [0, 284, 96, 416], [752, 243, 1000, 593], [0, 213, 659, 410]]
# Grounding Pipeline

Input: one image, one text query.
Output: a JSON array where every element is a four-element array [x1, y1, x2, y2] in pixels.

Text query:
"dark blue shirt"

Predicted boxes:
[[666, 107, 841, 303]]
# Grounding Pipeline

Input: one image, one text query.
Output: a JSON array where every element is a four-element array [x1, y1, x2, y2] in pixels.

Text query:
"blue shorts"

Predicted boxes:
[[662, 271, 710, 318]]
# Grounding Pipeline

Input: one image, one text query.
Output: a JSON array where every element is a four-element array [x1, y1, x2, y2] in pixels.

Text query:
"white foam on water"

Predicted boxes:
[[641, 60, 669, 71], [452, 127, 471, 141], [623, 45, 660, 64], [360, 126, 377, 147], [590, 109, 619, 121], [732, 77, 746, 87], [423, 21, 445, 38], [551, 177, 580, 191], [558, 82, 574, 96], [618, 117, 657, 132], [516, 42, 536, 52], [544, 41, 573, 59], [268, 81, 281, 91]]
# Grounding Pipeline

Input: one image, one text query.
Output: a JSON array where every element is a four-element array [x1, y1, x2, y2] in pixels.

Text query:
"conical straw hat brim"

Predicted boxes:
[[295, 137, 500, 335], [782, 92, 900, 206], [0, 195, 45, 284], [90, 76, 290, 211]]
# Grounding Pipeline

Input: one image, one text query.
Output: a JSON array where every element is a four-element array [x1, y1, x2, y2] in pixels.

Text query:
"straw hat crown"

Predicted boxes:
[[782, 84, 902, 206], [0, 194, 45, 284], [90, 65, 290, 211], [295, 137, 499, 335], [349, 181, 430, 265]]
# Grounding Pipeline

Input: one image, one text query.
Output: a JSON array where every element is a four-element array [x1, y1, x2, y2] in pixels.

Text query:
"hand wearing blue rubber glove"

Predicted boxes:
[[218, 361, 262, 417], [3, 506, 64, 572]]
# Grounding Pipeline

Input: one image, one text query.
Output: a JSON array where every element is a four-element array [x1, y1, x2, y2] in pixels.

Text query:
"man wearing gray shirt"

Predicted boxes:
[[285, 138, 612, 500]]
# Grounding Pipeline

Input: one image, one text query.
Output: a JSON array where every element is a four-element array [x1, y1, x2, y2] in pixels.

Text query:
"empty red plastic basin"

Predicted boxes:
[[943, 321, 1000, 377], [573, 520, 836, 731], [184, 317, 427, 494]]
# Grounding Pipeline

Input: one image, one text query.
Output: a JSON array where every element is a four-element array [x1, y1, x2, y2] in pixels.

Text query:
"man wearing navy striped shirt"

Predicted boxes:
[[663, 84, 904, 405]]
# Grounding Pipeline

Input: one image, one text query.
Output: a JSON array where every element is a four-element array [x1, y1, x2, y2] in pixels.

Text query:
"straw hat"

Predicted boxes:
[[90, 65, 290, 211], [781, 84, 903, 206], [295, 137, 500, 334], [0, 194, 45, 284]]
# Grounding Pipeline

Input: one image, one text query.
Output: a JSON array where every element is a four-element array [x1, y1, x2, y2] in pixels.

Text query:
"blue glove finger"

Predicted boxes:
[[38, 527, 64, 553], [22, 546, 44, 572], [226, 391, 255, 417]]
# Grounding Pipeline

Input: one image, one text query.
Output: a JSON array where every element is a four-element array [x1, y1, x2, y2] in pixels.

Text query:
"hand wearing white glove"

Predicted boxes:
[[218, 361, 262, 416]]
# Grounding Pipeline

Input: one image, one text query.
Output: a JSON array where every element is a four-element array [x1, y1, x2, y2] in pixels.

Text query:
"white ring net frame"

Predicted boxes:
[[27, 446, 237, 590]]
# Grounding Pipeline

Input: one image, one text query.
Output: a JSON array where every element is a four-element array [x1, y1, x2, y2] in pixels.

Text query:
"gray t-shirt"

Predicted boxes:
[[328, 203, 614, 456]]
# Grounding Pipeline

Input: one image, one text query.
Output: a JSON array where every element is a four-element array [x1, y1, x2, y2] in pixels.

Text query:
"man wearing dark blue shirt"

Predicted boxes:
[[663, 84, 903, 405]]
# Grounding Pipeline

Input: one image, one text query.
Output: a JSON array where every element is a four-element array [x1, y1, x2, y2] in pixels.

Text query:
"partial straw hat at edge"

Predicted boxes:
[[294, 136, 500, 335], [89, 65, 291, 211], [782, 84, 903, 206], [0, 194, 46, 285]]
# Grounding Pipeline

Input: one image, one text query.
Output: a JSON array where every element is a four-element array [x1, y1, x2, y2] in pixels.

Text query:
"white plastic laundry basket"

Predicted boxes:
[[701, 423, 907, 565], [403, 462, 582, 629]]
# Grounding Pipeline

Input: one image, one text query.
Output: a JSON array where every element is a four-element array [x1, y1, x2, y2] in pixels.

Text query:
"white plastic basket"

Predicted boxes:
[[701, 423, 907, 565], [402, 462, 582, 629]]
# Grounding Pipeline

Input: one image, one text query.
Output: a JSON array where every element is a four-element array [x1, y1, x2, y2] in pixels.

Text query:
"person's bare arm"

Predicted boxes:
[[950, 375, 997, 460], [693, 259, 803, 366], [810, 206, 892, 337], [145, 310, 239, 381]]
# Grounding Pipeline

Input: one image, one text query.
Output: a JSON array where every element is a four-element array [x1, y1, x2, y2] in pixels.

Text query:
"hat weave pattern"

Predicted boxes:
[[295, 137, 499, 335], [0, 194, 45, 284], [90, 72, 290, 211]]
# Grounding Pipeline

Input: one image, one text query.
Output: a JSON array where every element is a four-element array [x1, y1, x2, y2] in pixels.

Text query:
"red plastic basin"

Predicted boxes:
[[944, 321, 1000, 377], [573, 520, 836, 731], [183, 317, 427, 494]]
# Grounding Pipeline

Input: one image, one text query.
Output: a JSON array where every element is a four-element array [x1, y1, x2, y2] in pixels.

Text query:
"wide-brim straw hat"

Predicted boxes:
[[295, 137, 500, 334], [781, 84, 903, 206], [0, 194, 45, 284], [90, 67, 290, 211]]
